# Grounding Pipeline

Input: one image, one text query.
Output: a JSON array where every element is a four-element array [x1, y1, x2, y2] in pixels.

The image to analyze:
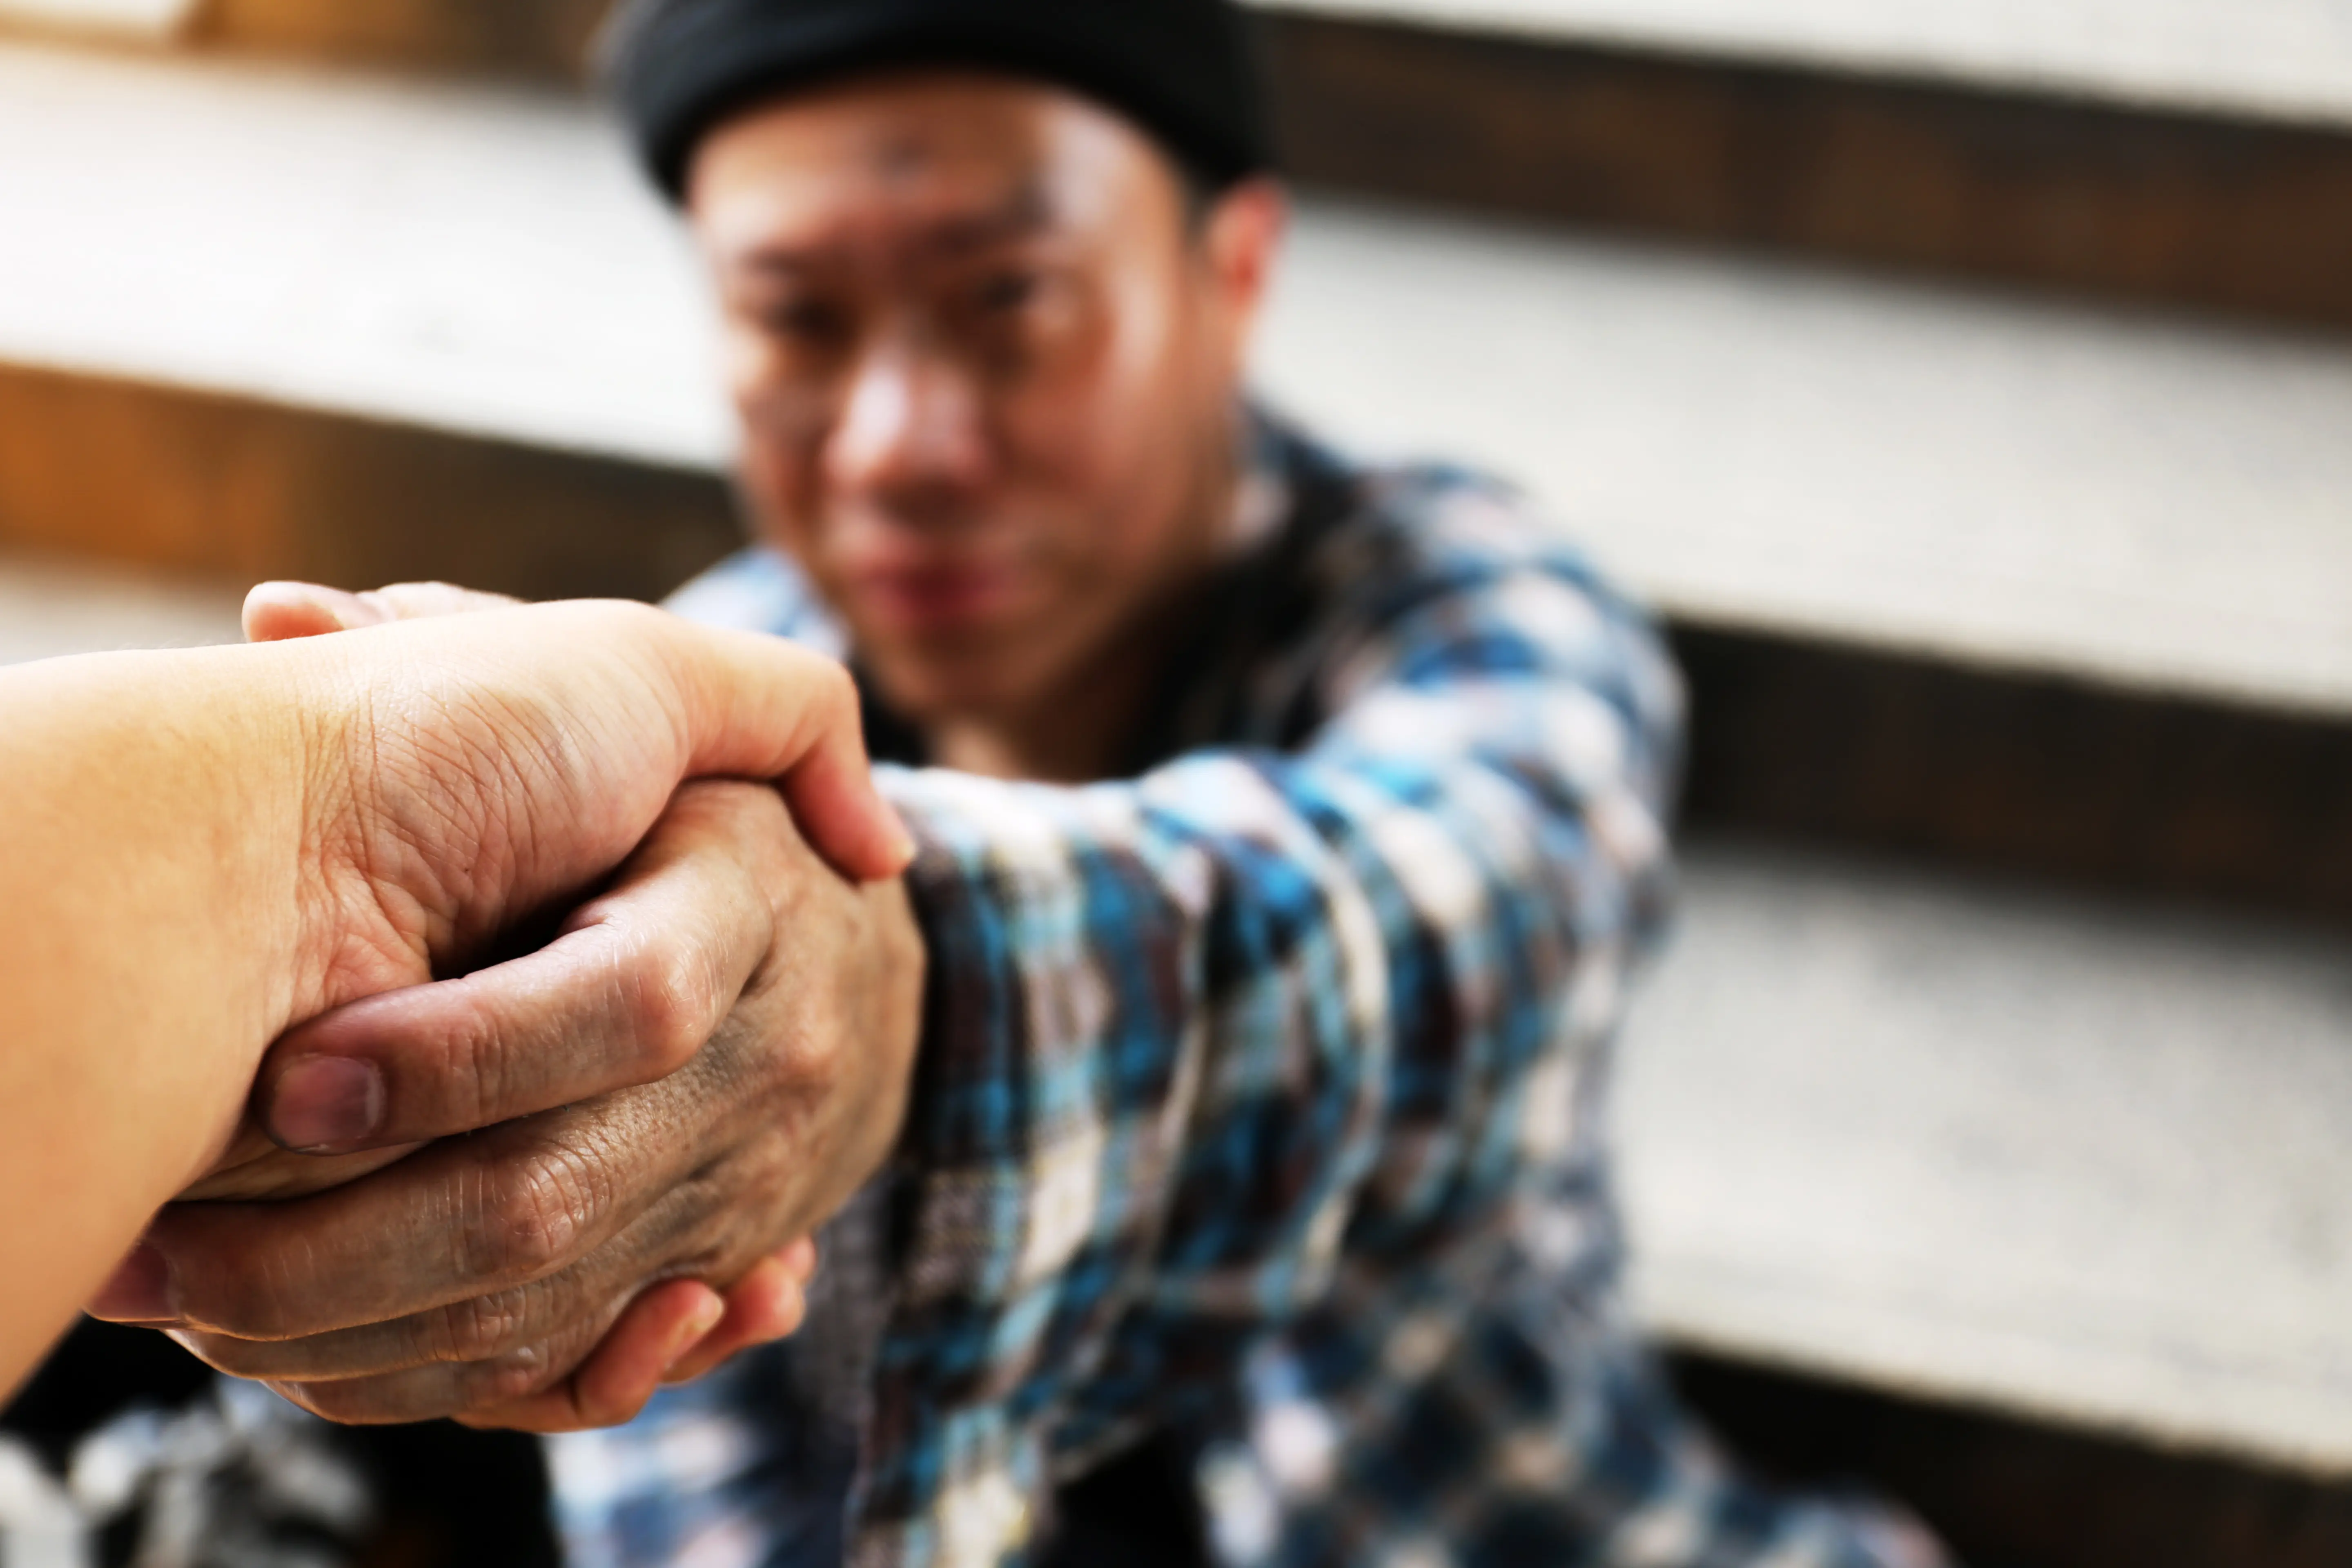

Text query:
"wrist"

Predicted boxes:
[[249, 633, 425, 1032], [194, 639, 361, 1060]]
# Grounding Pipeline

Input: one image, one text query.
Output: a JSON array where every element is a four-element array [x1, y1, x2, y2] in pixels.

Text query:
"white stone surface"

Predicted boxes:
[[0, 552, 243, 665], [1258, 203, 2352, 720], [0, 43, 726, 467], [1619, 841, 2352, 1475], [3, 39, 2350, 1477], [1260, 0, 2352, 129], [1, 38, 2349, 720], [0, 0, 196, 40]]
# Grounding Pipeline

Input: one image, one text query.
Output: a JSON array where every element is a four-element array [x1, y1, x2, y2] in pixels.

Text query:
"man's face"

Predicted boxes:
[[687, 75, 1280, 726]]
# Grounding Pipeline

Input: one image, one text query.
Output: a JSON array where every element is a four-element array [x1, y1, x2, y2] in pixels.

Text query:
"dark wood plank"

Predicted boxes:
[[199, 0, 608, 80], [0, 363, 740, 603], [1675, 626, 2352, 924], [1673, 1352, 2352, 1568], [1260, 12, 2352, 330]]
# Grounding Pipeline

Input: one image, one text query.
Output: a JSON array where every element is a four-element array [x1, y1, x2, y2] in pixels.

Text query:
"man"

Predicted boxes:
[[98, 2, 1951, 1564]]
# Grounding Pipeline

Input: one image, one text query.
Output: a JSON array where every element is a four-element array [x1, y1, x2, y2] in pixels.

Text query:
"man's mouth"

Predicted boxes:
[[849, 560, 1025, 632]]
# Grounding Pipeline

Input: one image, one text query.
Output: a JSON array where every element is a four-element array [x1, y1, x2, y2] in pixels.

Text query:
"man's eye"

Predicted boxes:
[[757, 299, 853, 348], [973, 270, 1045, 316]]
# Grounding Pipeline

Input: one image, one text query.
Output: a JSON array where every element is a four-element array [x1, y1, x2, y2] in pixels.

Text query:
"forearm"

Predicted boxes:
[[859, 565, 1680, 1517], [0, 646, 316, 1385]]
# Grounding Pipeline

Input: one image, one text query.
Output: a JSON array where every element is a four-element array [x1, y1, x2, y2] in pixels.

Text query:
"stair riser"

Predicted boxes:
[[1263, 15, 2352, 332], [1675, 1354, 2352, 1568], [136, 1, 2352, 330], [1678, 628, 2352, 926], [0, 363, 739, 603], [196, 0, 605, 79]]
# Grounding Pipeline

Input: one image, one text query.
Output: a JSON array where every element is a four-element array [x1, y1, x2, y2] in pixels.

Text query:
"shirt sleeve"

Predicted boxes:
[[854, 483, 1684, 1560]]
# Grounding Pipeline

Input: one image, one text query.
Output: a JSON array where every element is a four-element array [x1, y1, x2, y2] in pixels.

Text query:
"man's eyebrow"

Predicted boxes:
[[736, 187, 1057, 274]]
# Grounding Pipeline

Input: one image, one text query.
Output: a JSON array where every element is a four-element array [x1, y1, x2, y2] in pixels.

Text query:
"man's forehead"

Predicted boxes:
[[688, 74, 1158, 258]]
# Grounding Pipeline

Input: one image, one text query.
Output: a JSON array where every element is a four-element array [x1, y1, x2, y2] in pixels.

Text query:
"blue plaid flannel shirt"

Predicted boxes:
[[548, 412, 1949, 1568]]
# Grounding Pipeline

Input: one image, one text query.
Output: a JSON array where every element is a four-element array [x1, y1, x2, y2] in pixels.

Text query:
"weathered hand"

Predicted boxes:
[[140, 775, 923, 1430], [101, 583, 928, 1433]]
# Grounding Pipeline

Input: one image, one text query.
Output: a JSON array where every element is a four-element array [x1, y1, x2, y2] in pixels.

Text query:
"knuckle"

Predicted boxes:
[[459, 1345, 560, 1410], [445, 1004, 516, 1129], [623, 929, 722, 1075], [197, 1265, 308, 1343], [462, 1153, 602, 1286], [719, 784, 795, 871], [432, 1291, 536, 1365]]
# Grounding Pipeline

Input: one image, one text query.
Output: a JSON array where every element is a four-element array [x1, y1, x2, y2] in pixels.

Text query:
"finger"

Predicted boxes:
[[658, 1241, 816, 1387], [256, 784, 782, 1154], [165, 1154, 742, 1383], [263, 1281, 650, 1427], [243, 581, 519, 643], [243, 584, 385, 643], [114, 1106, 672, 1339], [575, 1278, 732, 1424], [457, 1281, 730, 1435], [170, 1230, 808, 1390], [657, 624, 915, 883], [264, 1270, 753, 1432]]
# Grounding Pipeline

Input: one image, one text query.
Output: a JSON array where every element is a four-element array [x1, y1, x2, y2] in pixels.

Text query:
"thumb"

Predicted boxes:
[[244, 581, 522, 644]]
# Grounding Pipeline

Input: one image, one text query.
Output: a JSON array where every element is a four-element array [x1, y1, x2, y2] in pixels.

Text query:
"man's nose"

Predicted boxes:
[[825, 342, 988, 505]]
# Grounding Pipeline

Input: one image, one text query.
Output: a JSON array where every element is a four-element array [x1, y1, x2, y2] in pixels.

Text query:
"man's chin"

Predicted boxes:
[[863, 650, 1037, 727]]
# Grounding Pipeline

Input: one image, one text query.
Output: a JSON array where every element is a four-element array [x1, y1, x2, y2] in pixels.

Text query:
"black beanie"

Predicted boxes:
[[604, 0, 1275, 204]]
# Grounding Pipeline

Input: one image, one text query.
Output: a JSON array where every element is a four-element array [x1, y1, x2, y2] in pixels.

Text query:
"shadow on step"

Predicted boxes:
[[1673, 1351, 2352, 1568], [1676, 626, 2352, 926]]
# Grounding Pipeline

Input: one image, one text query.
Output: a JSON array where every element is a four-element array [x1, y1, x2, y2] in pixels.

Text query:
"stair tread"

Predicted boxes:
[[1620, 840, 2352, 1474], [0, 551, 243, 665], [1260, 0, 2352, 129], [14, 0, 2350, 129], [4, 40, 2350, 717]]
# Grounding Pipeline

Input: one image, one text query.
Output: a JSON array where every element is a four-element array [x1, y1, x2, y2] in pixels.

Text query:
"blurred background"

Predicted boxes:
[[1, 2, 2348, 1564]]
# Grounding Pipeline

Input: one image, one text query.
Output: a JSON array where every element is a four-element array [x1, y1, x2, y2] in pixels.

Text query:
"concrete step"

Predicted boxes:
[[1258, 13, 2352, 332], [24, 0, 2352, 132], [13, 2, 2352, 327], [0, 0, 604, 76], [4, 36, 2348, 1486], [1618, 837, 2352, 1478], [9, 41, 2348, 717], [0, 549, 242, 665], [1281, 0, 2352, 131]]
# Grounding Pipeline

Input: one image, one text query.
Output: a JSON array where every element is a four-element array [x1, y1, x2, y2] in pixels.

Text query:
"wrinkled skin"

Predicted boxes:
[[96, 71, 1282, 1432], [1, 596, 898, 1395], [96, 587, 924, 1433], [265, 596, 907, 1023]]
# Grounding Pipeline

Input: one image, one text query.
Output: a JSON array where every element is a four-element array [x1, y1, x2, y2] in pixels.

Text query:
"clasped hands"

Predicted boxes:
[[89, 584, 925, 1433]]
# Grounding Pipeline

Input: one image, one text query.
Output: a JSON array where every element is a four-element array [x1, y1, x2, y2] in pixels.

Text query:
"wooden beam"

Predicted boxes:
[[198, 0, 608, 79], [0, 364, 739, 601], [1673, 1352, 2352, 1568], [1260, 12, 2352, 329], [1677, 626, 2352, 924]]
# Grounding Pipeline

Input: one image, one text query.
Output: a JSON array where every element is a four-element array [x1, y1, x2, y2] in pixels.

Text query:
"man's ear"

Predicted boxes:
[[1198, 177, 1289, 372]]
